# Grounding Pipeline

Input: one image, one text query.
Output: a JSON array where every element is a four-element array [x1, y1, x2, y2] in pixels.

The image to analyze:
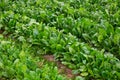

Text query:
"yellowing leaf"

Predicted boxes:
[[81, 72, 88, 76]]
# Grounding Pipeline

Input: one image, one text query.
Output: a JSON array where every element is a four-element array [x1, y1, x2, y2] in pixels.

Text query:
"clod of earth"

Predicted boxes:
[[43, 54, 79, 79], [0, 30, 4, 34]]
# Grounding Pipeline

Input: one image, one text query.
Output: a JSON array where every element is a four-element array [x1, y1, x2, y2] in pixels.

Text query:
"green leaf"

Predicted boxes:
[[18, 36, 25, 42], [99, 28, 106, 36], [22, 65, 27, 73], [113, 34, 120, 44], [0, 34, 3, 39], [33, 28, 39, 36], [19, 50, 25, 59], [56, 44, 62, 51], [98, 35, 103, 42], [72, 70, 79, 74], [81, 72, 88, 76], [29, 19, 39, 25], [116, 72, 120, 79], [69, 46, 75, 53], [116, 63, 120, 69], [79, 66, 86, 72], [75, 76, 85, 80], [0, 62, 3, 69], [88, 69, 94, 76]]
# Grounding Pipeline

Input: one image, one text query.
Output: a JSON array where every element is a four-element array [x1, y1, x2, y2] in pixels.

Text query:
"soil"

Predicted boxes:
[[43, 55, 79, 79], [0, 30, 4, 34], [0, 78, 6, 80]]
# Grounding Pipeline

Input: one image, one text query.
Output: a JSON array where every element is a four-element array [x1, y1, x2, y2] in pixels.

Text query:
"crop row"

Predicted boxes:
[[0, 0, 120, 57]]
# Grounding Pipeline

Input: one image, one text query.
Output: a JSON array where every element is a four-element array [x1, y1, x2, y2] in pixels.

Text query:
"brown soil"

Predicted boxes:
[[0, 30, 4, 34], [0, 78, 6, 80], [43, 55, 79, 79]]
